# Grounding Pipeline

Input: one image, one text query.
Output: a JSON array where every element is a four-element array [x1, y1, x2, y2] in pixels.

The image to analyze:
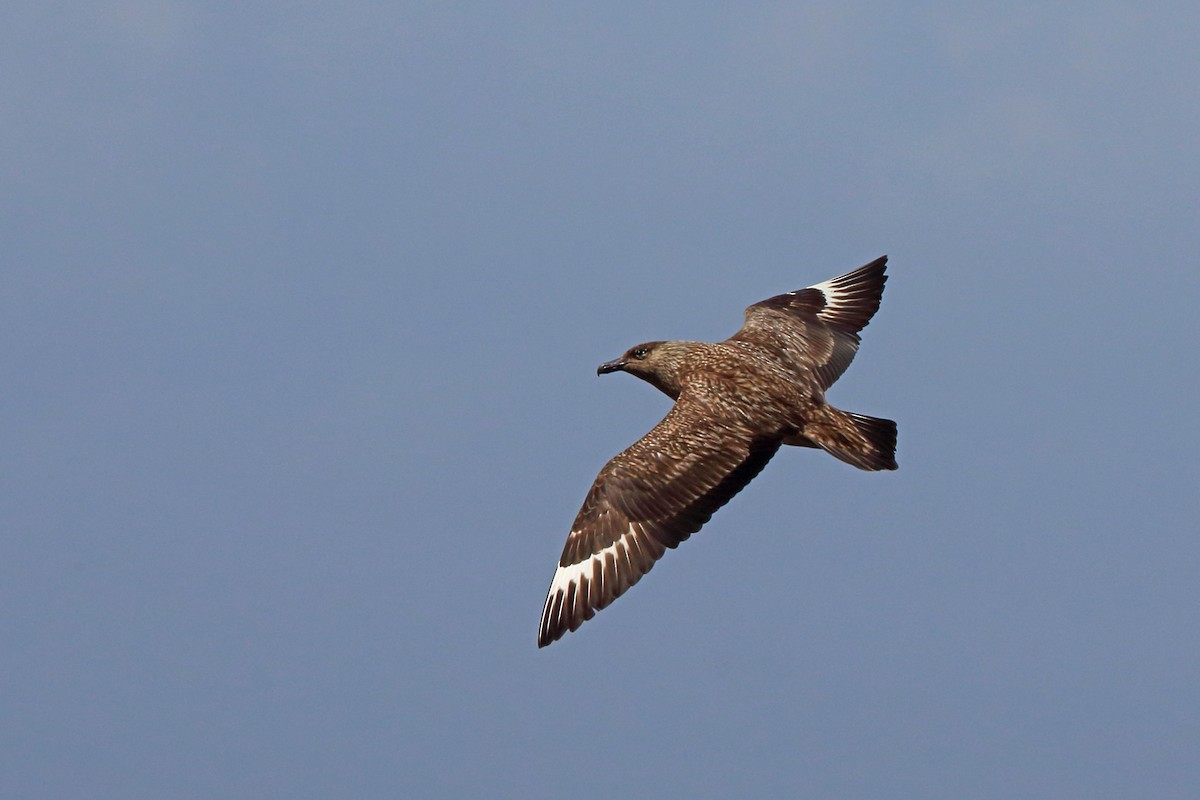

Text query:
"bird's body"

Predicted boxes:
[[539, 257, 897, 647]]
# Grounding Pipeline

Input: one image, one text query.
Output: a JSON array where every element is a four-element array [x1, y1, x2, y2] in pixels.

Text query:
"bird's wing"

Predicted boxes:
[[538, 394, 781, 647], [727, 256, 887, 390]]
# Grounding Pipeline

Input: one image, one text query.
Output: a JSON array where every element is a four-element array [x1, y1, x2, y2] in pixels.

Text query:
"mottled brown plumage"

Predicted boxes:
[[538, 256, 897, 647]]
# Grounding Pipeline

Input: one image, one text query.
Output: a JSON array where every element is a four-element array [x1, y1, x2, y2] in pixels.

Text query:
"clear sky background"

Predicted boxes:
[[4, 3, 1198, 798]]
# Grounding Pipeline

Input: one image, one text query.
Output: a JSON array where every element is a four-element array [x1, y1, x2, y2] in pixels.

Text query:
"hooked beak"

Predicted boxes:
[[596, 359, 625, 376]]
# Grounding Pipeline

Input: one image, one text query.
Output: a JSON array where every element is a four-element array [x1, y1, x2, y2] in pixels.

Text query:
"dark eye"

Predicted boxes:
[[631, 347, 649, 360]]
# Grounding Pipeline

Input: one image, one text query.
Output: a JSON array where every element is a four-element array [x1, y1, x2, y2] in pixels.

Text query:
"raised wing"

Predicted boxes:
[[728, 256, 887, 390], [538, 396, 781, 647]]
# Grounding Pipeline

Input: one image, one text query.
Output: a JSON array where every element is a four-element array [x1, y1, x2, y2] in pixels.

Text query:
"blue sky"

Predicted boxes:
[[3, 3, 1198, 798]]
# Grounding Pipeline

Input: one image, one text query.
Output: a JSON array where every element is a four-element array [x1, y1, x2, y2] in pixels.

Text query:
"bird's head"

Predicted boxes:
[[597, 340, 688, 398]]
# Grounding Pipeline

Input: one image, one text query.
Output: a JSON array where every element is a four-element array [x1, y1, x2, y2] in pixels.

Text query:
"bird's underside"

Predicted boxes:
[[538, 256, 897, 647]]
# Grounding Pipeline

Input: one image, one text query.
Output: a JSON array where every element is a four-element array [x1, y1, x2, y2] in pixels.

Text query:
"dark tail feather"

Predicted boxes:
[[805, 409, 898, 471]]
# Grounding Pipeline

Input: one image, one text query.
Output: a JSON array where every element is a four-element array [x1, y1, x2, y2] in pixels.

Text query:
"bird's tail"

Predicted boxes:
[[802, 406, 897, 471]]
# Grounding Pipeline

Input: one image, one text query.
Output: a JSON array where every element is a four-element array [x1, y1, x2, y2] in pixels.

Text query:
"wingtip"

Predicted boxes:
[[848, 255, 888, 281], [809, 258, 889, 335]]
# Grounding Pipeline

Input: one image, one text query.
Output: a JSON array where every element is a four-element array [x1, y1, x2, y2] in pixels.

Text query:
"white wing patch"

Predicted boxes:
[[808, 275, 855, 326]]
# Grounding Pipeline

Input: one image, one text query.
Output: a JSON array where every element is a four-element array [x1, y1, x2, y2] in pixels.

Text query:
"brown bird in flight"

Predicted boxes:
[[538, 256, 897, 647]]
